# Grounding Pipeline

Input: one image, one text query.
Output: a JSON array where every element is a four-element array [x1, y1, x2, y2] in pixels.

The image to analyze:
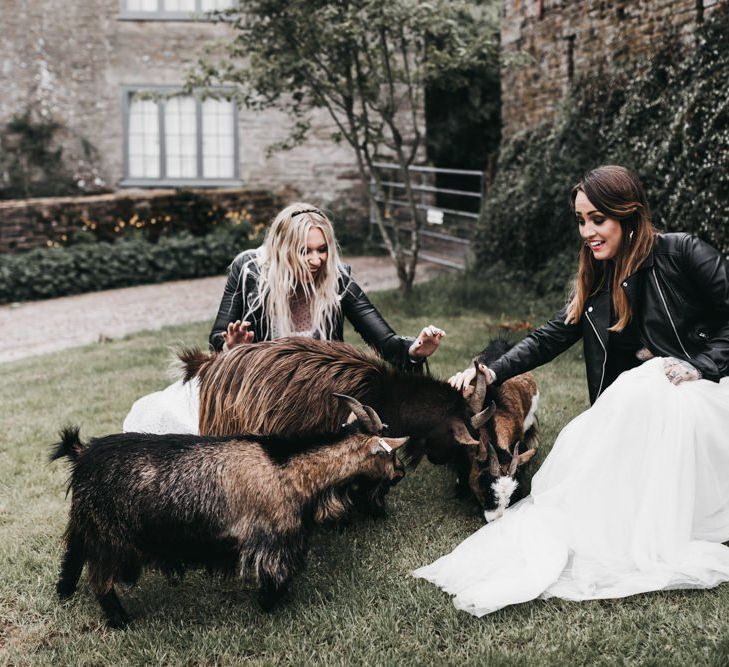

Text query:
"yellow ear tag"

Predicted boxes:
[[378, 438, 393, 453]]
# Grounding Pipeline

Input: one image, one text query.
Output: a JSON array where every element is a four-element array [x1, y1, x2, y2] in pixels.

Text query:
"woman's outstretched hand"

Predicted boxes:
[[448, 362, 496, 398], [222, 320, 254, 351], [409, 325, 446, 359], [663, 357, 701, 385]]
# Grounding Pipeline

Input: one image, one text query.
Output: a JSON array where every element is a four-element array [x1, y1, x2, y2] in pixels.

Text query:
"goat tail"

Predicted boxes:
[[177, 346, 214, 383], [50, 425, 85, 463]]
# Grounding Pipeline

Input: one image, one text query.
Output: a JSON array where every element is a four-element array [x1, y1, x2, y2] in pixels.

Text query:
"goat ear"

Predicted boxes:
[[449, 417, 479, 447], [370, 436, 409, 455], [516, 447, 537, 466], [382, 436, 409, 451]]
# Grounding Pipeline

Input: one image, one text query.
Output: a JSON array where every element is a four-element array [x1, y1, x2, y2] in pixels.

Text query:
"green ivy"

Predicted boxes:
[[0, 109, 81, 200], [474, 4, 729, 294], [0, 223, 260, 304]]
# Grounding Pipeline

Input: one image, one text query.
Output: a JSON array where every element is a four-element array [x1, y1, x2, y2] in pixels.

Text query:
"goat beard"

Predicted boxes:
[[313, 486, 353, 525]]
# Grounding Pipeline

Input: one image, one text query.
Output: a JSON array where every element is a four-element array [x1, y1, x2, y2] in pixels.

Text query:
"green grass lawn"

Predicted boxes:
[[2, 278, 728, 666]]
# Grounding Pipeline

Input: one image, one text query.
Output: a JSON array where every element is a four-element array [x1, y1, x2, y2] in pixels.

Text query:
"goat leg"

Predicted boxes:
[[56, 529, 85, 601], [351, 479, 389, 519], [468, 466, 488, 510], [255, 548, 297, 612], [450, 451, 472, 499], [257, 573, 291, 612], [88, 562, 130, 628], [95, 586, 130, 629]]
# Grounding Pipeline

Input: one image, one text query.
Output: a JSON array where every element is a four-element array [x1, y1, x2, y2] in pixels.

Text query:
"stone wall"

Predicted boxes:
[[0, 188, 280, 253], [500, 0, 723, 137], [0, 0, 362, 204]]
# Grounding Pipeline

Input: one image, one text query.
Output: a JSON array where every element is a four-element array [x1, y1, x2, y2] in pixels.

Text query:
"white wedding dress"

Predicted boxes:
[[413, 357, 729, 616], [123, 378, 201, 434], [122, 330, 319, 435]]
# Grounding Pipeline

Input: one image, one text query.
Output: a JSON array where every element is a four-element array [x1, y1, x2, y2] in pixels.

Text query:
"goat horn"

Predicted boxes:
[[488, 442, 501, 477], [471, 400, 496, 430], [363, 404, 384, 435], [333, 393, 374, 432], [508, 441, 522, 477], [475, 432, 489, 463], [467, 359, 489, 413]]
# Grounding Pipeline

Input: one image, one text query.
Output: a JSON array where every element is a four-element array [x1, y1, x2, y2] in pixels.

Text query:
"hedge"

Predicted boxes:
[[0, 222, 259, 304], [474, 4, 729, 295]]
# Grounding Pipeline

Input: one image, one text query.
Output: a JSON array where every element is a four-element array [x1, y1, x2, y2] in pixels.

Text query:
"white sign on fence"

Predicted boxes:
[[426, 208, 444, 225]]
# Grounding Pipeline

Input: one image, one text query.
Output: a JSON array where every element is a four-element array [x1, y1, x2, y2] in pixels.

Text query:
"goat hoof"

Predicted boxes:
[[56, 580, 76, 601], [105, 611, 130, 629], [365, 504, 388, 519], [257, 595, 279, 613], [453, 484, 470, 499]]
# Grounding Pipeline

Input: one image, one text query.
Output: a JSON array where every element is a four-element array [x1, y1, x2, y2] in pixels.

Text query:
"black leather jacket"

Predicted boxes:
[[209, 249, 421, 369], [480, 233, 729, 404]]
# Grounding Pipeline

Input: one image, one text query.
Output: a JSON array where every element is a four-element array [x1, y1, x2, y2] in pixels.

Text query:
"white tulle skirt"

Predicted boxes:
[[413, 358, 729, 616], [123, 379, 201, 434]]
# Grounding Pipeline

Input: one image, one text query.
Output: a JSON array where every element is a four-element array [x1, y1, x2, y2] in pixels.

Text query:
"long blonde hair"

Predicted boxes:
[[565, 166, 657, 331], [256, 202, 344, 339]]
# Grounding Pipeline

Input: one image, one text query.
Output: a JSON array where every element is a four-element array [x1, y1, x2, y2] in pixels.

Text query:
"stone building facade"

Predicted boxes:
[[0, 0, 359, 203], [500, 0, 723, 137]]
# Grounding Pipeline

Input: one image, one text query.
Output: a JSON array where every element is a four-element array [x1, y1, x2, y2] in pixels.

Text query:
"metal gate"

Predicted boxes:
[[368, 162, 484, 270]]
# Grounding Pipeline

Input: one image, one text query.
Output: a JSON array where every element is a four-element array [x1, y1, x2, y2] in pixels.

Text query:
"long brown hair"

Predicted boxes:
[[566, 165, 657, 331]]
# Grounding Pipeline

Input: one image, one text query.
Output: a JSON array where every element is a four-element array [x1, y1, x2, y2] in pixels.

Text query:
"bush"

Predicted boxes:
[[0, 222, 260, 304], [474, 4, 729, 295]]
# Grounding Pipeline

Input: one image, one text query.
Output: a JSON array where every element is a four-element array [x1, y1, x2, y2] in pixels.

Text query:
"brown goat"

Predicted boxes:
[[180, 337, 481, 459], [464, 357, 539, 521], [51, 396, 407, 628], [179, 338, 490, 514], [185, 338, 384, 436]]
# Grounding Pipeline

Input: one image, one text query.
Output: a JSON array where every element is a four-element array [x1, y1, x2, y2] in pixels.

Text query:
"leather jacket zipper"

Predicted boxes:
[[651, 267, 691, 359], [585, 310, 607, 399]]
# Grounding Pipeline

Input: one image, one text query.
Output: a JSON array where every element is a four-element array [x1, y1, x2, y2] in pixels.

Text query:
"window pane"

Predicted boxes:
[[202, 99, 235, 178], [163, 0, 195, 10], [165, 97, 198, 178], [128, 98, 160, 178], [201, 0, 235, 11], [126, 0, 159, 11]]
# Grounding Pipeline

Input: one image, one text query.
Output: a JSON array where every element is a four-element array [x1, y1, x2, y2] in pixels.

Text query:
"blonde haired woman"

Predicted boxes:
[[124, 203, 443, 434], [209, 203, 443, 363]]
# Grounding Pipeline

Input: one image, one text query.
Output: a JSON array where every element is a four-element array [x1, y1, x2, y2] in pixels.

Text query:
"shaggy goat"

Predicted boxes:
[[51, 396, 407, 628], [181, 338, 487, 476], [464, 339, 540, 521]]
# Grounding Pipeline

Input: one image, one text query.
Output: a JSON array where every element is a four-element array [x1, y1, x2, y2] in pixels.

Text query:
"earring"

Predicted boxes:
[[629, 230, 635, 241]]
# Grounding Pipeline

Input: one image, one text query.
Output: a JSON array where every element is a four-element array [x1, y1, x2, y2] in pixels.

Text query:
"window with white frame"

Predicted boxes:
[[124, 89, 238, 184], [120, 0, 235, 20]]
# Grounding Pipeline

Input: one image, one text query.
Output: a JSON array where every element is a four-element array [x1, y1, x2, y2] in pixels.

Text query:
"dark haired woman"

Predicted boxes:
[[413, 165, 729, 616]]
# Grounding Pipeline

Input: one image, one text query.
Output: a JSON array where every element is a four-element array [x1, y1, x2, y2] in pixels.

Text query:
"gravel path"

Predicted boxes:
[[0, 256, 448, 363]]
